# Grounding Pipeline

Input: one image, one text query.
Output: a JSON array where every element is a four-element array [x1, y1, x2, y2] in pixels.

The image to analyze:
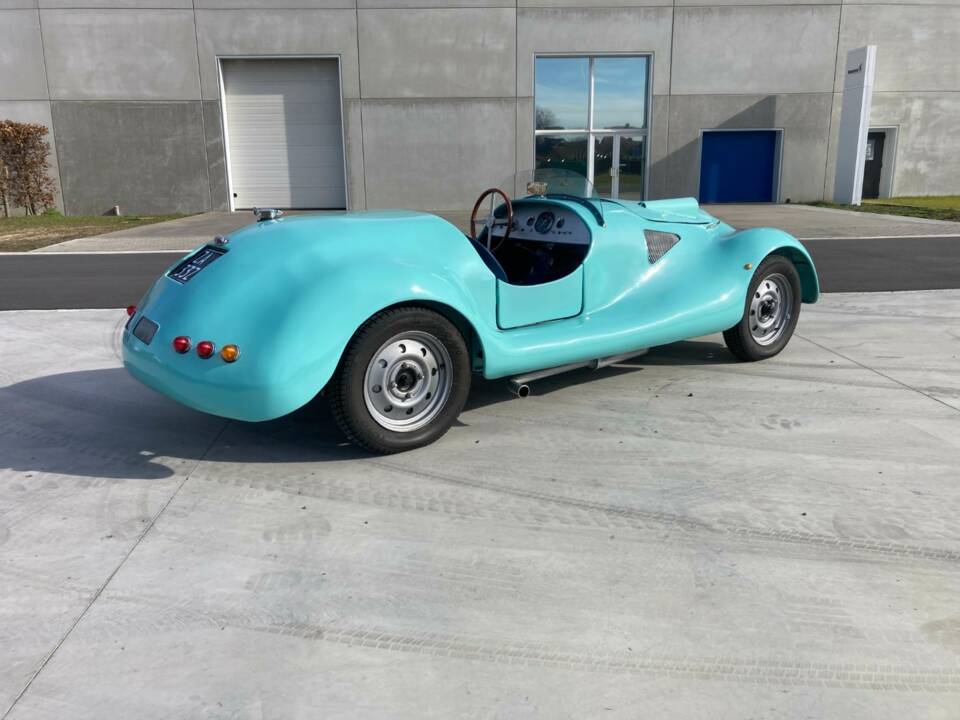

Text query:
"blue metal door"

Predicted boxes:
[[699, 130, 777, 203]]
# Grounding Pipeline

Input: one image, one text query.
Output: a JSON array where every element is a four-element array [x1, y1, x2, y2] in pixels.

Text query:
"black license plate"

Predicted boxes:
[[168, 246, 226, 284], [133, 316, 159, 345]]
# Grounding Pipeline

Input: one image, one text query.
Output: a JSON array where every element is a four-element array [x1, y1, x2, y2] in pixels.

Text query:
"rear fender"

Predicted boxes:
[[276, 260, 494, 402]]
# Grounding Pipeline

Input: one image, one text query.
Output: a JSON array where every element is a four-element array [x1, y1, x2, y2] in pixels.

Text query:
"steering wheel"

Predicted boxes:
[[470, 188, 513, 252]]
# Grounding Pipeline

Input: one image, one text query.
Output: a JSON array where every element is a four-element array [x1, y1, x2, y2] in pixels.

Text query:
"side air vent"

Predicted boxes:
[[644, 230, 680, 264]]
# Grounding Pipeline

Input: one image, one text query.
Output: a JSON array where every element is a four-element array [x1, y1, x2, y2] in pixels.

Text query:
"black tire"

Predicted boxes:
[[723, 255, 802, 362], [329, 307, 471, 454]]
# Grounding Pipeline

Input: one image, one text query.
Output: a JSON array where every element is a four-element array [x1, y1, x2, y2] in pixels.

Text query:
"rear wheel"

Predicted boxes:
[[329, 307, 471, 453], [723, 255, 802, 361]]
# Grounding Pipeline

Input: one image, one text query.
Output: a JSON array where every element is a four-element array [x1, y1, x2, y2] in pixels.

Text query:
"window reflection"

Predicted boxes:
[[594, 135, 645, 199], [536, 134, 589, 178], [593, 136, 613, 197], [593, 57, 648, 130], [535, 58, 589, 130], [618, 135, 646, 200], [533, 55, 649, 199]]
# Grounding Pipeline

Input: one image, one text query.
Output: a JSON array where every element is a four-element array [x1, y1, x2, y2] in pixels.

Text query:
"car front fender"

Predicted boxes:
[[717, 227, 820, 303]]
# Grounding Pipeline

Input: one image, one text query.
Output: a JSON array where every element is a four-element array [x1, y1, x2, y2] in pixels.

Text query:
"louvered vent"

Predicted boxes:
[[644, 230, 680, 264]]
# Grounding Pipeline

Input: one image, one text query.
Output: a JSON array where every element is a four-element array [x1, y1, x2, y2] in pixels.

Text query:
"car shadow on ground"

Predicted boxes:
[[1, 339, 735, 480]]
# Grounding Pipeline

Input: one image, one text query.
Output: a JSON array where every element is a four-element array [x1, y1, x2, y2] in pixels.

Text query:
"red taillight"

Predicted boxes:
[[196, 340, 215, 359], [126, 305, 136, 317], [172, 336, 191, 354]]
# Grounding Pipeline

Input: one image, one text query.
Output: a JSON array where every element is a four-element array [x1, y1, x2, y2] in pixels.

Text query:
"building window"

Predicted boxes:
[[534, 56, 650, 199]]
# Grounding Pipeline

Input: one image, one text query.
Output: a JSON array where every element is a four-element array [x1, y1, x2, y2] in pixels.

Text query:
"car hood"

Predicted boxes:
[[623, 197, 719, 225]]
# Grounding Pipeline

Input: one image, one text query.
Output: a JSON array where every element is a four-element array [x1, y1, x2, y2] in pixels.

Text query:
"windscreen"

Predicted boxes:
[[500, 168, 604, 222]]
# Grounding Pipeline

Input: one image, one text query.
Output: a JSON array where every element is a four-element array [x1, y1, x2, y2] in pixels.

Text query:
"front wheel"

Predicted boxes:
[[723, 255, 802, 362], [329, 307, 471, 454]]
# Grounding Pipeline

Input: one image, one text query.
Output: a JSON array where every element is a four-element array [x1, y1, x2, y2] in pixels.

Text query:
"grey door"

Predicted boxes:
[[222, 59, 346, 210]]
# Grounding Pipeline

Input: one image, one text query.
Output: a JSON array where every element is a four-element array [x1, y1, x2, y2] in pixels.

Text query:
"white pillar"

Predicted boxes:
[[833, 46, 877, 205]]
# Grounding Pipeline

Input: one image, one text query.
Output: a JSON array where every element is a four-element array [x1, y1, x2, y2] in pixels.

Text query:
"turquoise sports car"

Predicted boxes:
[[123, 170, 819, 453]]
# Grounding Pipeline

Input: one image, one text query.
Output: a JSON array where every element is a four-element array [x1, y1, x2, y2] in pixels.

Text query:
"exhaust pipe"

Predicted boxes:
[[506, 349, 649, 399], [508, 379, 530, 398]]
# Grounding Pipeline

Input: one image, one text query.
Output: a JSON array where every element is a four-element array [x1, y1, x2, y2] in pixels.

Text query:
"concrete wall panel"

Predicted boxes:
[[195, 10, 359, 100], [202, 100, 228, 212], [672, 6, 839, 95], [825, 92, 960, 200], [646, 95, 670, 199], [39, 0, 191, 7], [663, 93, 833, 202], [358, 9, 515, 98], [361, 98, 515, 210], [342, 99, 366, 210], [40, 9, 200, 100], [0, 100, 63, 211], [676, 0, 833, 5], [822, 91, 842, 200], [0, 0, 37, 7], [841, 0, 960, 6], [836, 6, 960, 93], [868, 92, 960, 196], [0, 10, 48, 100], [516, 96, 533, 173], [361, 0, 508, 7], [519, 0, 670, 8], [51, 101, 210, 215], [198, 0, 351, 7], [516, 8, 673, 96]]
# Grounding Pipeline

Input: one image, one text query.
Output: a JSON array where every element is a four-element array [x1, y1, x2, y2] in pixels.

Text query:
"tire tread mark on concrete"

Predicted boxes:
[[183, 463, 960, 565], [64, 597, 960, 693], [371, 461, 960, 564], [0, 421, 232, 720], [189, 467, 960, 565], [310, 624, 960, 692], [371, 461, 711, 532]]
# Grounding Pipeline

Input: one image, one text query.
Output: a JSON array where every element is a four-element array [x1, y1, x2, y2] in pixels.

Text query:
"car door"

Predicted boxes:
[[496, 267, 584, 330]]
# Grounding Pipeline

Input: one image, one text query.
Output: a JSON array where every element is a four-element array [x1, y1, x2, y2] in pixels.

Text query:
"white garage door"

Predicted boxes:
[[222, 59, 346, 210]]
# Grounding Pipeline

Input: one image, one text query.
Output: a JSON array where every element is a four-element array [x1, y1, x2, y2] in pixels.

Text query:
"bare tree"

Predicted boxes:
[[535, 107, 561, 131]]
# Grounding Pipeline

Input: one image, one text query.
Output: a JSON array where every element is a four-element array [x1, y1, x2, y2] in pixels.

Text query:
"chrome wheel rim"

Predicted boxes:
[[749, 272, 793, 346], [363, 331, 453, 432]]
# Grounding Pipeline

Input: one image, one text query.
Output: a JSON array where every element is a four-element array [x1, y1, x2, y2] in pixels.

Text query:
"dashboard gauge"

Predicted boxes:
[[526, 216, 534, 226], [556, 218, 565, 229], [534, 211, 555, 234]]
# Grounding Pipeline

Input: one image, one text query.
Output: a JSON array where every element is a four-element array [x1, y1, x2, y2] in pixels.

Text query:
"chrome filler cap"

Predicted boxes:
[[253, 207, 284, 222]]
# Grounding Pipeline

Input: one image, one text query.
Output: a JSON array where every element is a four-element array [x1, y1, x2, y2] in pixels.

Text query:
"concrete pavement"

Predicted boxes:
[[29, 203, 960, 253], [30, 212, 254, 254], [703, 203, 960, 239], [2, 291, 960, 718]]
